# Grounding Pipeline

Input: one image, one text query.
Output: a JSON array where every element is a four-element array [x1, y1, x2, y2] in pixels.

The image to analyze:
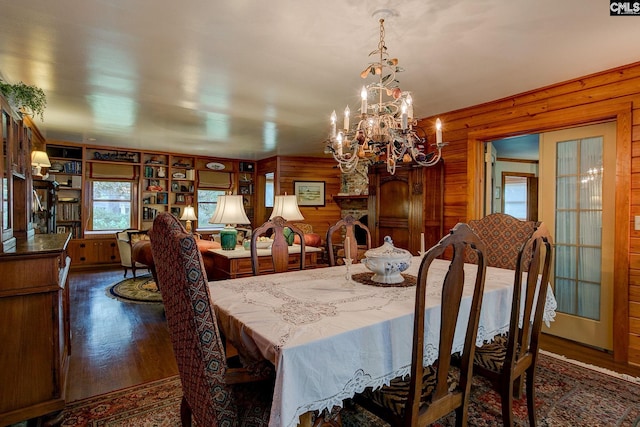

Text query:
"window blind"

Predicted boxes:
[[89, 163, 136, 179], [198, 170, 232, 189]]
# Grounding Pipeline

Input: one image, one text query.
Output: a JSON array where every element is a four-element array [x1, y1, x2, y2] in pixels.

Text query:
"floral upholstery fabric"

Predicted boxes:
[[358, 366, 458, 419], [150, 212, 273, 426], [465, 213, 539, 270]]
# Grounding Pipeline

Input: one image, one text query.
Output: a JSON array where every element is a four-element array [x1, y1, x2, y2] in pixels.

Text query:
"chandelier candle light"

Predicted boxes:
[[326, 11, 446, 175]]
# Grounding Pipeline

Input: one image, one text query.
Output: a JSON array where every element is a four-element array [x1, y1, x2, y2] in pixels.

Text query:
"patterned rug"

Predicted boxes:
[[105, 274, 163, 304], [58, 353, 640, 426]]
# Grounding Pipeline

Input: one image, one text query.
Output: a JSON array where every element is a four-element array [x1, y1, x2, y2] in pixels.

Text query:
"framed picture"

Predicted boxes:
[[56, 226, 67, 234], [294, 181, 325, 206], [157, 192, 168, 205]]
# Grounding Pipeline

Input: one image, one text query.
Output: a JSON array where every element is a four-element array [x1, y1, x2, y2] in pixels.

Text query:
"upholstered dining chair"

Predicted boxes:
[[115, 228, 149, 278], [149, 212, 274, 427], [353, 222, 487, 427], [465, 212, 540, 270], [326, 214, 372, 266], [471, 223, 553, 427], [250, 215, 306, 276]]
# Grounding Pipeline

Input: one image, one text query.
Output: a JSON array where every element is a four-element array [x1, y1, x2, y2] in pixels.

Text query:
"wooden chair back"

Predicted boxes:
[[465, 212, 540, 270], [473, 223, 553, 426], [354, 222, 487, 426], [326, 215, 372, 266], [149, 212, 273, 426], [250, 216, 306, 276]]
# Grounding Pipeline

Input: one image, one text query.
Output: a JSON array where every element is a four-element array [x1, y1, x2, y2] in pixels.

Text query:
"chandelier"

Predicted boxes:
[[326, 14, 446, 175]]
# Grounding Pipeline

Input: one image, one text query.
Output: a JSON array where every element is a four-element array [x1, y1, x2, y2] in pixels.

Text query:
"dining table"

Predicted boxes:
[[208, 256, 557, 427]]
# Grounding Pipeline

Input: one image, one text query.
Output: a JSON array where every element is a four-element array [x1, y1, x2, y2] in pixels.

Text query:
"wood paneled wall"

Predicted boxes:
[[257, 156, 342, 242], [416, 61, 640, 365]]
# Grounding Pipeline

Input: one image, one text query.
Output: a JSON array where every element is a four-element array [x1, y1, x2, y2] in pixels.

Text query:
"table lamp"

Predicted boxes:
[[180, 205, 197, 233], [270, 194, 304, 245], [209, 195, 250, 250], [31, 150, 51, 177]]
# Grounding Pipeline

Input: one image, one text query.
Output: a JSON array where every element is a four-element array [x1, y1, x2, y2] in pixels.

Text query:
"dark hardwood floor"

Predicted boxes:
[[67, 267, 640, 403], [67, 267, 177, 401]]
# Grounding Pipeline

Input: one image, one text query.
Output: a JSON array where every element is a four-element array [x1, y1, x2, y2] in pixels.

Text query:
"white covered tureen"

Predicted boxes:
[[361, 236, 412, 284]]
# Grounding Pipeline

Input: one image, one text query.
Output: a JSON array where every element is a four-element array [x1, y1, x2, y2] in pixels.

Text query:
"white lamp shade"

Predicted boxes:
[[31, 150, 51, 167], [180, 205, 197, 221], [270, 194, 304, 221], [209, 195, 250, 225]]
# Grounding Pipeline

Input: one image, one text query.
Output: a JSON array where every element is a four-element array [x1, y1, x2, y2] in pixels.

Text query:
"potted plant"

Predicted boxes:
[[0, 78, 47, 121]]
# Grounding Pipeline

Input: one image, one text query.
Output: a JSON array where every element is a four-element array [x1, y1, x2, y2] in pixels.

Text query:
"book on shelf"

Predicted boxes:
[[142, 206, 159, 221]]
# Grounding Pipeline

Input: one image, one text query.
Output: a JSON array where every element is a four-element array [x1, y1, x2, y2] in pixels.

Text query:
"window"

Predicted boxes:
[[197, 189, 227, 230], [503, 175, 527, 219], [265, 172, 274, 208], [90, 181, 133, 230], [501, 172, 536, 221]]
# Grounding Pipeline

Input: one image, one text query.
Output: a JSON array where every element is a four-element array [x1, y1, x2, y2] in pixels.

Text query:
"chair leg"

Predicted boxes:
[[180, 396, 192, 427], [455, 405, 468, 427], [526, 367, 537, 427], [123, 267, 128, 278], [132, 265, 137, 278], [501, 382, 515, 427], [513, 375, 524, 399]]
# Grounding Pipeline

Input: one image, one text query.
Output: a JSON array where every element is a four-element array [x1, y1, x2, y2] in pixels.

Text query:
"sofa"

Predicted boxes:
[[132, 234, 221, 282]]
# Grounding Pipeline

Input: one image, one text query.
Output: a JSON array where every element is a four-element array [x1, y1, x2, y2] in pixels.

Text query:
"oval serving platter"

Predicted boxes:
[[206, 162, 225, 170]]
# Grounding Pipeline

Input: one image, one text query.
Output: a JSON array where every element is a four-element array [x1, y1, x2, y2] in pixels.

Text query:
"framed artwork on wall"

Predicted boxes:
[[294, 181, 325, 206]]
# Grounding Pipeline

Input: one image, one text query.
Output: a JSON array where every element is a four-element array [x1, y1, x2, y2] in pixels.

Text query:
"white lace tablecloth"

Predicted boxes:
[[209, 258, 556, 427]]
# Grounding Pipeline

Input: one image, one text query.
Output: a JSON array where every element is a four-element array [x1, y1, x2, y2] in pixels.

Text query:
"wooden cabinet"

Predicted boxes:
[[67, 237, 119, 267], [0, 234, 71, 425], [208, 246, 321, 279], [368, 161, 443, 255]]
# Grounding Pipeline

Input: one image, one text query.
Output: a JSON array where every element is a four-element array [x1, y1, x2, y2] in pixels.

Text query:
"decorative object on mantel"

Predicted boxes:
[[0, 78, 47, 121], [209, 194, 251, 250], [361, 236, 412, 284], [324, 10, 446, 175]]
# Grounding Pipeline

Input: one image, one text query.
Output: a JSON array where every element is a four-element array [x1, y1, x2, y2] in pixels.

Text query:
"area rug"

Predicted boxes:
[[105, 274, 162, 304], [59, 353, 640, 426], [61, 376, 182, 426]]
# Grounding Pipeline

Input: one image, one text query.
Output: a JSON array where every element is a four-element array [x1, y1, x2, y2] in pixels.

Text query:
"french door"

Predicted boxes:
[[539, 122, 616, 350]]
